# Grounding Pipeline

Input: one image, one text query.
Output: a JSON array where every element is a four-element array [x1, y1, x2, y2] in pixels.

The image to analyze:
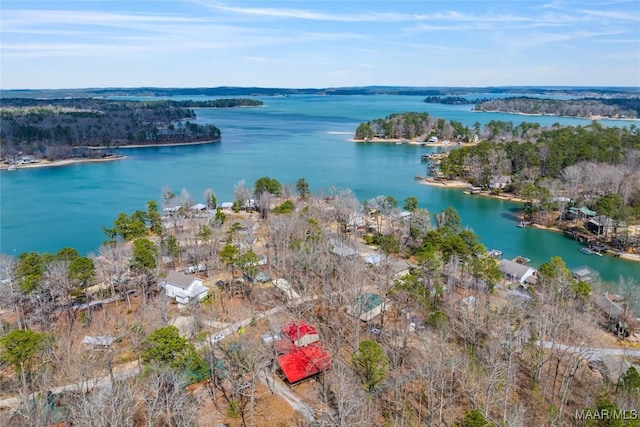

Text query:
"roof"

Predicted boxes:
[[190, 203, 207, 211], [498, 259, 535, 280], [383, 257, 413, 275], [572, 267, 594, 280], [281, 321, 320, 347], [364, 253, 382, 265], [352, 293, 384, 313], [568, 206, 596, 216], [491, 175, 511, 184], [163, 271, 198, 290], [82, 336, 116, 347], [278, 344, 331, 383], [593, 294, 623, 319], [589, 215, 615, 227], [331, 244, 358, 258]]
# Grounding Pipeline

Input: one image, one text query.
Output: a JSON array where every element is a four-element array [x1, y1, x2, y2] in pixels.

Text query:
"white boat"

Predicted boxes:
[[487, 249, 503, 258], [579, 247, 595, 255], [7, 165, 16, 171]]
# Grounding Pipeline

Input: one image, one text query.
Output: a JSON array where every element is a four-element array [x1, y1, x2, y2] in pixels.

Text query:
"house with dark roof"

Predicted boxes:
[[160, 271, 208, 304], [593, 294, 623, 322], [587, 215, 623, 237], [498, 259, 537, 285], [572, 266, 595, 282]]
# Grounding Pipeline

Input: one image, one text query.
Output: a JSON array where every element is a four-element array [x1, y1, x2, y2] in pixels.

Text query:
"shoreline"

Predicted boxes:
[[415, 177, 527, 202], [0, 155, 127, 170], [417, 177, 640, 262], [415, 177, 470, 188], [473, 109, 640, 122], [85, 138, 220, 149], [351, 136, 476, 147], [0, 138, 220, 170]]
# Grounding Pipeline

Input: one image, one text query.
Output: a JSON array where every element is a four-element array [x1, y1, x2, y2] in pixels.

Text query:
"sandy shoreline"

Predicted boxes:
[[473, 110, 640, 122], [415, 177, 470, 188], [1, 138, 220, 170], [0, 155, 127, 170], [415, 177, 527, 201], [351, 137, 471, 147]]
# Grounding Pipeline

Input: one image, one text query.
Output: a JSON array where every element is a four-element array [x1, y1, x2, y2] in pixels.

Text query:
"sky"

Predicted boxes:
[[1, 1, 639, 89]]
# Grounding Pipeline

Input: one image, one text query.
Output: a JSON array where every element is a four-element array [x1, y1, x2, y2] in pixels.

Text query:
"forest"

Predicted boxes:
[[2, 86, 637, 100], [0, 98, 261, 161], [1, 178, 638, 426], [474, 97, 640, 119]]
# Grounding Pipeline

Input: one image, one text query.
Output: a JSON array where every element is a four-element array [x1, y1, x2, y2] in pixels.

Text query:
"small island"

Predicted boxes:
[[0, 98, 263, 167]]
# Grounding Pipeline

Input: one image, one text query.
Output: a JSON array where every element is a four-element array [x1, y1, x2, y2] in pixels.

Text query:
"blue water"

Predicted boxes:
[[1, 95, 638, 283]]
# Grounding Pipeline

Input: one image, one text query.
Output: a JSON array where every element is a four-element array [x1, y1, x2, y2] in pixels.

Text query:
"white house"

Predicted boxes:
[[489, 175, 512, 189], [160, 271, 209, 304]]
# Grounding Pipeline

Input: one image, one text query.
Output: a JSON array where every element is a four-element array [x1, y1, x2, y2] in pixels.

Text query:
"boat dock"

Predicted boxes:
[[512, 255, 531, 264]]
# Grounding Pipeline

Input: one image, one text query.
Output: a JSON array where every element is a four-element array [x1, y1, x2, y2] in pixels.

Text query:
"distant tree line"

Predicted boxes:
[[474, 96, 640, 119], [3, 86, 638, 99], [423, 96, 491, 105], [0, 98, 265, 161]]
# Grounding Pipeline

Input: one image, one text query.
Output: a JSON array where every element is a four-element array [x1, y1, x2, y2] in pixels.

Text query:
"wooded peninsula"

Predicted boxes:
[[355, 112, 640, 257], [0, 98, 262, 163], [422, 96, 640, 120]]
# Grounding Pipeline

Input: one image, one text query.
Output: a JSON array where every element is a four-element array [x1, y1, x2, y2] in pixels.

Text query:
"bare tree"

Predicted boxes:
[[0, 254, 23, 329]]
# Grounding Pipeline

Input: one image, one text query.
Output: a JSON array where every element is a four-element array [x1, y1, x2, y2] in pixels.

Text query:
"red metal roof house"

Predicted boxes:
[[277, 343, 331, 384]]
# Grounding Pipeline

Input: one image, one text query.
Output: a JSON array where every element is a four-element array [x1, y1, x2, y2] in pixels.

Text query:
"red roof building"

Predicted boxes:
[[277, 343, 331, 384], [281, 321, 320, 348]]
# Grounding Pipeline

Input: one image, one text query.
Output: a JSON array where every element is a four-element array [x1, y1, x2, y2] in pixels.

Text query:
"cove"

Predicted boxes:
[[1, 95, 638, 283]]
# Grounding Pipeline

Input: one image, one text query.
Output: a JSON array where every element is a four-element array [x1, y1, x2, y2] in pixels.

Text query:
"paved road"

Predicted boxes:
[[0, 365, 140, 410], [1, 292, 319, 416], [536, 341, 640, 361]]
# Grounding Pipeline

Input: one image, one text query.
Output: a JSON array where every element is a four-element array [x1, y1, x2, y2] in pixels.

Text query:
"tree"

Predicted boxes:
[[458, 409, 492, 427], [254, 176, 282, 196], [146, 200, 162, 235], [1, 329, 49, 405], [68, 256, 95, 287], [352, 340, 389, 391], [132, 238, 157, 271], [141, 325, 209, 384], [0, 255, 24, 329], [15, 251, 44, 294], [296, 178, 311, 199], [403, 196, 419, 212], [233, 179, 251, 211], [619, 366, 640, 393], [0, 329, 48, 374], [273, 200, 295, 214], [219, 243, 239, 268], [203, 188, 217, 209]]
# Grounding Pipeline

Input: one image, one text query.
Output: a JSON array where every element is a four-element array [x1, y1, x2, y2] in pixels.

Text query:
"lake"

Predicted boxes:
[[1, 94, 638, 283]]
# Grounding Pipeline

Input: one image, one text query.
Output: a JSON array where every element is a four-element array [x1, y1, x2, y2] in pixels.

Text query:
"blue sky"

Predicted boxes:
[[1, 1, 639, 89]]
